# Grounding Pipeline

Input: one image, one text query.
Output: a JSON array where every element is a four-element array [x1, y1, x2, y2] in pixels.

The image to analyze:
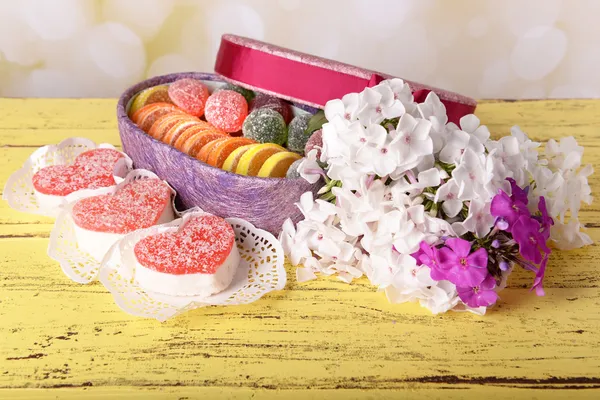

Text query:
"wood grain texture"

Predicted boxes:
[[0, 98, 599, 399]]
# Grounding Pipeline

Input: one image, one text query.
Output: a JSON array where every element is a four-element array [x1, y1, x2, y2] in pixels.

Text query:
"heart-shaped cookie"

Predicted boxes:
[[72, 178, 172, 234], [133, 215, 239, 296], [32, 148, 124, 196]]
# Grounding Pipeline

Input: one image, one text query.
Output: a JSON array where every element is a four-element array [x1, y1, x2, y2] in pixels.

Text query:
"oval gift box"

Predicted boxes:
[[117, 72, 321, 235]]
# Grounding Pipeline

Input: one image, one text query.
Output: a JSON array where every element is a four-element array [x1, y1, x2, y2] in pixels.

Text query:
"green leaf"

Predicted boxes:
[[304, 110, 327, 136]]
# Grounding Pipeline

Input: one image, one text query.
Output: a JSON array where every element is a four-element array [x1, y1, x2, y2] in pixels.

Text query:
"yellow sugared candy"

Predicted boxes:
[[129, 85, 173, 116], [258, 151, 302, 178], [222, 144, 254, 172], [235, 143, 286, 176]]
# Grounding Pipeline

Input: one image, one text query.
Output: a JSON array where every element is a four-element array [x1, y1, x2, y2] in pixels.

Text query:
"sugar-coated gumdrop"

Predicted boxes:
[[242, 109, 287, 145], [204, 90, 248, 133], [168, 78, 210, 117], [218, 83, 255, 103], [285, 158, 304, 179], [250, 93, 293, 124], [304, 129, 323, 160], [287, 114, 312, 154]]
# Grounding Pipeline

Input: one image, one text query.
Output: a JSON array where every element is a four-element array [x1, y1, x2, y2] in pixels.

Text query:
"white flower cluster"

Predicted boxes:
[[281, 79, 593, 314]]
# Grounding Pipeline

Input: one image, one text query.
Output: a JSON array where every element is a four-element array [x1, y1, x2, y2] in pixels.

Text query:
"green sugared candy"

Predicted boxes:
[[285, 158, 304, 179], [287, 114, 312, 154], [242, 109, 287, 145], [219, 83, 255, 103]]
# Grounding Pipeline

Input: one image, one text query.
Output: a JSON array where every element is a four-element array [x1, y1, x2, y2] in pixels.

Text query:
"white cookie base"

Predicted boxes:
[[134, 245, 240, 297], [74, 203, 175, 262]]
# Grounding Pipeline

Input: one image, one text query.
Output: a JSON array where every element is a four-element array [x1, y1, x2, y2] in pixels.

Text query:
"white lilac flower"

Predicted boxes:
[[297, 149, 324, 184], [452, 148, 491, 201], [456, 114, 490, 147], [417, 281, 460, 314], [355, 123, 400, 176], [358, 85, 405, 125], [393, 113, 433, 173], [545, 136, 584, 171], [461, 199, 495, 238], [434, 178, 463, 218], [324, 92, 364, 122], [280, 218, 312, 266], [385, 258, 437, 303], [551, 220, 593, 250]]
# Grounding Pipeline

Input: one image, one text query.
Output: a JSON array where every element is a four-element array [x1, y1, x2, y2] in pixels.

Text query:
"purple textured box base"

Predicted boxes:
[[117, 72, 321, 235]]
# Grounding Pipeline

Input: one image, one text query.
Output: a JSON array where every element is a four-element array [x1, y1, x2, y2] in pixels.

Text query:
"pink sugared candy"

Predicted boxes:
[[204, 90, 248, 133], [71, 178, 174, 261], [32, 148, 124, 197], [133, 215, 240, 296], [250, 93, 293, 124], [168, 78, 210, 117], [72, 178, 173, 234]]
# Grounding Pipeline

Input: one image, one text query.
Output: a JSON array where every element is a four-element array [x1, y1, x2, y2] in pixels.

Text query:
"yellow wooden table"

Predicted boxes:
[[0, 99, 599, 399]]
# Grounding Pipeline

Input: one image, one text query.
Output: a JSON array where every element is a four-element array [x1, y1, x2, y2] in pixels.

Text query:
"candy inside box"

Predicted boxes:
[[117, 72, 321, 235]]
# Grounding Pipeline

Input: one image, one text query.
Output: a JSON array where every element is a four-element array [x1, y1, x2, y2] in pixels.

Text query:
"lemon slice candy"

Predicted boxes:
[[236, 143, 286, 176], [258, 151, 302, 178], [222, 144, 256, 172]]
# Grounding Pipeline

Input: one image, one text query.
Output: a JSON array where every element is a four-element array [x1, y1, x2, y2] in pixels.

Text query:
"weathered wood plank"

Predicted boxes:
[[0, 98, 599, 396]]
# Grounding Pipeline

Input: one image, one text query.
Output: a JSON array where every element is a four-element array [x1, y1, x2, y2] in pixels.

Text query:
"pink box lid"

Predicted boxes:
[[214, 34, 476, 123]]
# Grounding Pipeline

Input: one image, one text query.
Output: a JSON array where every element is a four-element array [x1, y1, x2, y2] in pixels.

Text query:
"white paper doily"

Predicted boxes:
[[98, 210, 287, 321], [48, 169, 177, 284], [3, 137, 132, 217]]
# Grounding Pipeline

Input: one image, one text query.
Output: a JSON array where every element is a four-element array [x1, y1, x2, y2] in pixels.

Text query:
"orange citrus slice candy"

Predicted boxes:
[[181, 129, 228, 157], [197, 137, 230, 163], [207, 137, 256, 168]]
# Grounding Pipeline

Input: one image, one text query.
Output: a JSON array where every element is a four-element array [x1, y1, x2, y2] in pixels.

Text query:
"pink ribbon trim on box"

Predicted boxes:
[[215, 37, 475, 123]]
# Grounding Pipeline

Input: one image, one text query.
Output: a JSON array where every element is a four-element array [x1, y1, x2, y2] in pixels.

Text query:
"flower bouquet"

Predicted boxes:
[[282, 79, 593, 314]]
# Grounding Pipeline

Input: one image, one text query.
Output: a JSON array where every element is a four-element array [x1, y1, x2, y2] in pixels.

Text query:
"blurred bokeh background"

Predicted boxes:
[[0, 0, 597, 99]]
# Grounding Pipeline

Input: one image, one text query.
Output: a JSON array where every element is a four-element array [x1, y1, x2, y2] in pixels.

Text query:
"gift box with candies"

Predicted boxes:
[[117, 34, 477, 234]]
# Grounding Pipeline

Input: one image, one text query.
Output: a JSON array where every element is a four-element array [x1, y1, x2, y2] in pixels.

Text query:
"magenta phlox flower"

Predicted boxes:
[[506, 177, 529, 205], [534, 196, 554, 241], [438, 238, 489, 287], [513, 215, 551, 264], [490, 189, 530, 231], [530, 255, 548, 297], [411, 241, 448, 281], [457, 275, 499, 307]]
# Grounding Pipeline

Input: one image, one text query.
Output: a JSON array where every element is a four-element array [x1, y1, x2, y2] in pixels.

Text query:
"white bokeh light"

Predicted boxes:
[[510, 26, 567, 81], [0, 0, 598, 99]]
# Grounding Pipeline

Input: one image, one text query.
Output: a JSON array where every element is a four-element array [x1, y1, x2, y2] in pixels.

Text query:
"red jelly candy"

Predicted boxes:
[[168, 78, 210, 117], [204, 90, 248, 133], [72, 178, 172, 234], [32, 148, 124, 196], [250, 93, 293, 124], [134, 215, 235, 275]]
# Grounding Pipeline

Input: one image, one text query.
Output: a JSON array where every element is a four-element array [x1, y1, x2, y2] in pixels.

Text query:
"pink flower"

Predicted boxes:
[[490, 189, 529, 231], [513, 215, 551, 264], [457, 275, 499, 308], [507, 177, 529, 205], [534, 196, 554, 241], [438, 238, 489, 287], [412, 241, 447, 281], [531, 256, 548, 296]]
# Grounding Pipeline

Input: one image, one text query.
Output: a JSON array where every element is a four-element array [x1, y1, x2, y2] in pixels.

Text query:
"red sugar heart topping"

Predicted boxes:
[[72, 178, 171, 234], [32, 148, 124, 196], [134, 215, 236, 275]]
